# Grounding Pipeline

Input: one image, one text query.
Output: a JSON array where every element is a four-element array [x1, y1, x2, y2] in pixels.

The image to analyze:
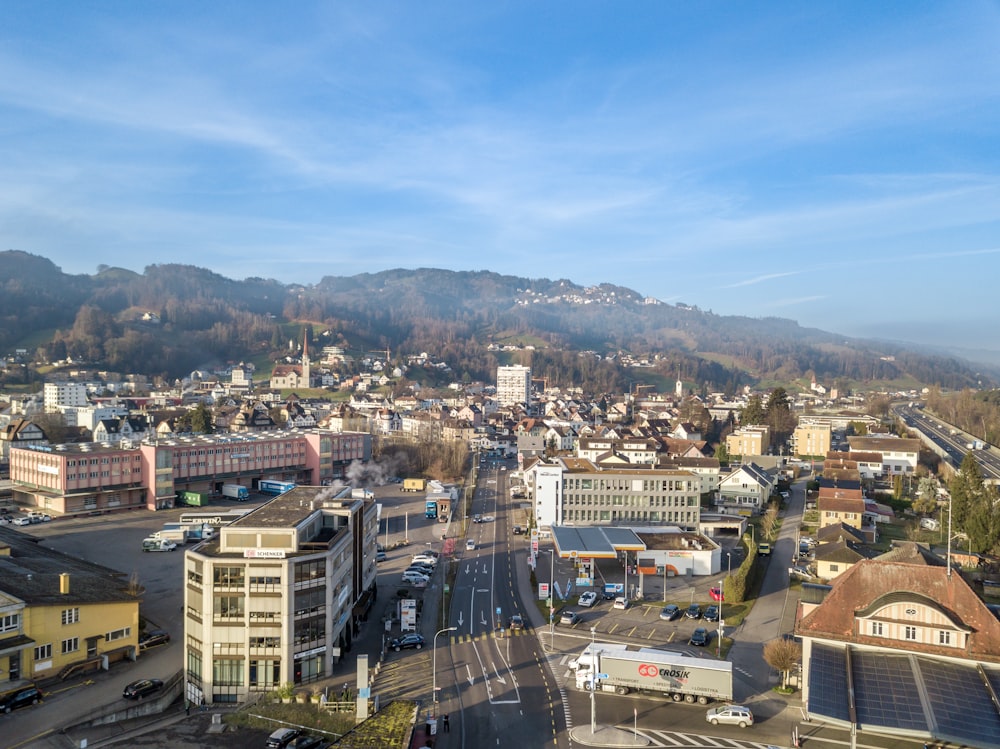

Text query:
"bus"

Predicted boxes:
[[259, 479, 296, 496], [178, 508, 254, 527]]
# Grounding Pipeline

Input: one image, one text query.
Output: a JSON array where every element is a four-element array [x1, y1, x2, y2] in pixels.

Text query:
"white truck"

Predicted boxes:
[[351, 488, 374, 500], [142, 537, 177, 552], [572, 643, 733, 704], [153, 527, 190, 544], [222, 483, 250, 500]]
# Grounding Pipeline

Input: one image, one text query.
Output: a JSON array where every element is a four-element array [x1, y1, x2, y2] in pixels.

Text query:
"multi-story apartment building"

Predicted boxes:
[[791, 423, 831, 459], [847, 436, 921, 476], [0, 528, 140, 684], [528, 457, 700, 530], [496, 365, 531, 408], [183, 488, 377, 705], [10, 430, 370, 516], [725, 425, 770, 458], [43, 382, 88, 412]]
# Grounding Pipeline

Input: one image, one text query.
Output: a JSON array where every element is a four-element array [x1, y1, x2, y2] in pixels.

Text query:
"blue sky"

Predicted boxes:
[[3, 2, 1000, 358]]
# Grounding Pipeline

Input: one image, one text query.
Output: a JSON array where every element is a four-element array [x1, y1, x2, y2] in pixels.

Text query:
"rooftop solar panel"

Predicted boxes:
[[918, 659, 1000, 747], [808, 644, 850, 723], [852, 650, 925, 731]]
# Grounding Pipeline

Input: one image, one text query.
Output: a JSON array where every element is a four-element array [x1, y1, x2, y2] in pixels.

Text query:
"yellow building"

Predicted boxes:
[[725, 425, 770, 458], [792, 423, 831, 459], [0, 528, 140, 685]]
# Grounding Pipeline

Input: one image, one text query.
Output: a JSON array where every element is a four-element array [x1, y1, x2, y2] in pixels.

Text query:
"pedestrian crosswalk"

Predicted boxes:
[[449, 627, 533, 644], [635, 729, 776, 748]]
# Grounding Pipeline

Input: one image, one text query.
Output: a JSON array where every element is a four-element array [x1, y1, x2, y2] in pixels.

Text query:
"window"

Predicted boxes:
[[214, 596, 245, 620], [904, 626, 917, 641], [0, 613, 20, 634], [61, 607, 80, 625], [213, 566, 245, 587], [871, 622, 883, 636], [34, 643, 52, 660], [61, 637, 79, 654], [187, 648, 203, 680], [939, 630, 951, 645], [106, 627, 131, 642]]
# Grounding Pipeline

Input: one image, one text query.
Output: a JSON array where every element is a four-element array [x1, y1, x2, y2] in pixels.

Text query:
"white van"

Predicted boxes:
[[920, 517, 940, 531]]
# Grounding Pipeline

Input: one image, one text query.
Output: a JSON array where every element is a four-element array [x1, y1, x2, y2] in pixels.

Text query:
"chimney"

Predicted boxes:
[[60, 572, 70, 595]]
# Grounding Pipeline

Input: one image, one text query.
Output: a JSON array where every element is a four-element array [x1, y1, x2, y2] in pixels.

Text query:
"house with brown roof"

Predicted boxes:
[[795, 546, 1000, 747], [818, 495, 876, 542], [847, 435, 921, 476]]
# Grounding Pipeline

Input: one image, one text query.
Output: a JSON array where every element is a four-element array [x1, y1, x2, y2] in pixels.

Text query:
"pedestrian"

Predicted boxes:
[[442, 713, 450, 732], [185, 700, 190, 716]]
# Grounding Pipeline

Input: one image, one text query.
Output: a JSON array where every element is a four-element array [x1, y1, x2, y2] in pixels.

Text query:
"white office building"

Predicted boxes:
[[43, 381, 88, 412]]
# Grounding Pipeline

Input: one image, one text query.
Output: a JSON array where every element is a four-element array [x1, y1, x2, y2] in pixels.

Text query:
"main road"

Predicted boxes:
[[441, 460, 569, 747]]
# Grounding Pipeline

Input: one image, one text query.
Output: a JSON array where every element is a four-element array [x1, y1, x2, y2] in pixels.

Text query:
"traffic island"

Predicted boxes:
[[569, 724, 650, 747]]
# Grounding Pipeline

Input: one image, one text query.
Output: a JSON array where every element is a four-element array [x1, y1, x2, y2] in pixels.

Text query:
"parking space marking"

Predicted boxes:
[[608, 623, 619, 634]]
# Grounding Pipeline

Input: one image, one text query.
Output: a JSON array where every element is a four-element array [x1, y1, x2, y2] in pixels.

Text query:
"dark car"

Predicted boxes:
[[138, 629, 170, 650], [659, 604, 680, 621], [689, 627, 710, 646], [0, 685, 42, 713], [122, 678, 164, 700], [390, 633, 425, 651], [266, 728, 302, 748], [509, 615, 524, 631], [703, 605, 720, 622], [287, 735, 324, 749], [685, 603, 701, 619]]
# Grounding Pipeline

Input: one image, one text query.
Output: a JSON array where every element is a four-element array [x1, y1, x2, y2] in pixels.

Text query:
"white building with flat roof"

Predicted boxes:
[[496, 365, 531, 408]]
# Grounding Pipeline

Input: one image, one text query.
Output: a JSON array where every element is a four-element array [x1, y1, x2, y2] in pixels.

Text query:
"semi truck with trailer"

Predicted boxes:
[[968, 440, 987, 450], [221, 483, 250, 501], [571, 643, 733, 704]]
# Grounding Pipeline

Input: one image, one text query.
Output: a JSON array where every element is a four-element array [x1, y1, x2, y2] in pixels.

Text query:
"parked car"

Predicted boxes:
[[758, 543, 772, 556], [12, 516, 30, 526], [411, 554, 437, 566], [659, 604, 680, 621], [703, 605, 720, 622], [122, 678, 164, 700], [287, 735, 324, 749], [390, 633, 426, 651], [0, 685, 42, 713], [709, 587, 723, 601], [559, 610, 580, 625], [689, 627, 710, 646], [613, 596, 630, 610], [138, 629, 171, 650], [705, 704, 754, 728], [789, 566, 813, 581], [405, 564, 434, 575], [509, 615, 524, 631], [266, 728, 303, 748], [685, 603, 701, 619], [578, 591, 598, 608], [401, 571, 429, 585]]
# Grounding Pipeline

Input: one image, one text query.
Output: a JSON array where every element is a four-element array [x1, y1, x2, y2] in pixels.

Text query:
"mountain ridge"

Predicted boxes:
[[0, 250, 993, 389]]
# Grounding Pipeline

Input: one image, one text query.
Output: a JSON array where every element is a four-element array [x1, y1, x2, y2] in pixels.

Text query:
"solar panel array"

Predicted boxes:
[[852, 650, 926, 731], [919, 659, 1000, 746], [808, 644, 850, 722]]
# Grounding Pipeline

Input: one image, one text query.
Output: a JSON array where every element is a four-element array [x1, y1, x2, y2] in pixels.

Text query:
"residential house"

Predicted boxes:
[[0, 419, 47, 461], [717, 462, 774, 515], [847, 435, 921, 476]]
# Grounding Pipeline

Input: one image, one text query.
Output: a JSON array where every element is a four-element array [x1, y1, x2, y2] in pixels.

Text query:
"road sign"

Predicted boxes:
[[496, 606, 502, 616]]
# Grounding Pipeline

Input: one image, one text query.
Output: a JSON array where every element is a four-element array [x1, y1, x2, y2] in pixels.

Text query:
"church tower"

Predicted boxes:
[[675, 376, 683, 399], [301, 333, 311, 386]]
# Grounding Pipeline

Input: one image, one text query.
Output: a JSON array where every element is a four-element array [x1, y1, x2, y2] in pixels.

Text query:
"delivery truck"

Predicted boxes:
[[222, 483, 250, 501], [351, 488, 374, 500], [259, 479, 296, 496], [153, 527, 190, 545], [572, 643, 732, 704]]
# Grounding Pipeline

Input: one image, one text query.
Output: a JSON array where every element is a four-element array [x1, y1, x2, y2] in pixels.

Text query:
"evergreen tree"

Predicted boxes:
[[948, 453, 1000, 553]]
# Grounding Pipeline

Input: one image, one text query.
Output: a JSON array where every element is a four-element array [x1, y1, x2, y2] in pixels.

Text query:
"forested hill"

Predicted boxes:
[[0, 250, 990, 390]]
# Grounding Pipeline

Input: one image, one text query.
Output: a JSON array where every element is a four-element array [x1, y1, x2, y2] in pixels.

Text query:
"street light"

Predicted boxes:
[[726, 552, 732, 578], [590, 626, 598, 735], [432, 626, 457, 703], [542, 549, 556, 639]]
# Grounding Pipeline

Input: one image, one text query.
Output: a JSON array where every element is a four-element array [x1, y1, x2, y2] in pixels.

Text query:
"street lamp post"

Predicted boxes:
[[433, 626, 457, 703], [726, 552, 732, 578], [590, 626, 597, 735], [717, 578, 724, 658]]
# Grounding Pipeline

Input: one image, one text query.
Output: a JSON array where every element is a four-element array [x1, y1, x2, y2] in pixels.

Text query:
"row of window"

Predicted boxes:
[[65, 456, 142, 466], [66, 470, 138, 479], [567, 478, 693, 491], [563, 509, 697, 523], [869, 621, 954, 645], [0, 613, 21, 633], [563, 494, 696, 507]]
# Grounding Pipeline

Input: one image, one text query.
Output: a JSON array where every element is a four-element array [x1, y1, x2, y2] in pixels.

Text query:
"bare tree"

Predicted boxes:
[[761, 505, 779, 540], [763, 637, 801, 689]]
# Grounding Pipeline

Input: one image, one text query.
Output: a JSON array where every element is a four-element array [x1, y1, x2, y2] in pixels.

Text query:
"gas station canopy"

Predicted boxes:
[[551, 526, 646, 559]]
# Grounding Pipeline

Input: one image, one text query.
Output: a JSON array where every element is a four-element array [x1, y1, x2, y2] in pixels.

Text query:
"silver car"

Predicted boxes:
[[705, 705, 754, 728]]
